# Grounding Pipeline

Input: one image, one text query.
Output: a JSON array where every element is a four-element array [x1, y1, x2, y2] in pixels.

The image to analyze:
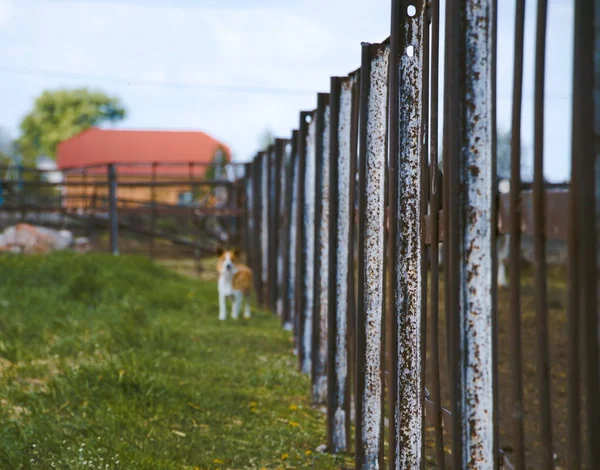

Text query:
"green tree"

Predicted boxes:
[[17, 88, 126, 162]]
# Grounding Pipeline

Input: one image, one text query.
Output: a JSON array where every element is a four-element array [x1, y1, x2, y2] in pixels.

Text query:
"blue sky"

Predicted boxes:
[[0, 0, 573, 181]]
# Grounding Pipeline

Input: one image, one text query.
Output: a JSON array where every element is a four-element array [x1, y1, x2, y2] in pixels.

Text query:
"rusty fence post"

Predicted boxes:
[[244, 162, 253, 268], [108, 163, 119, 256], [299, 111, 317, 375], [260, 151, 269, 307], [268, 145, 278, 313], [388, 0, 426, 467], [355, 42, 388, 470], [282, 131, 299, 331], [252, 154, 263, 299], [327, 75, 356, 453], [312, 93, 331, 405], [274, 139, 286, 317], [571, 0, 600, 466], [445, 1, 497, 467], [295, 112, 311, 370]]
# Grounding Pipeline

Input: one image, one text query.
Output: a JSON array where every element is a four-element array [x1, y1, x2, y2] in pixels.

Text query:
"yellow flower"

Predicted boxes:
[[249, 401, 257, 407], [289, 404, 298, 411], [213, 459, 224, 464], [281, 453, 289, 460], [305, 450, 312, 455], [288, 421, 300, 427]]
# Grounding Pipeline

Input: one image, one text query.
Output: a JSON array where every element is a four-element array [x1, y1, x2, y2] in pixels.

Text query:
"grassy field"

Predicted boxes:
[[0, 253, 352, 470]]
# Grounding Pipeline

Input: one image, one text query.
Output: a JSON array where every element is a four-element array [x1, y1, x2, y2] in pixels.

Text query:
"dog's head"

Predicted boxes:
[[216, 247, 241, 274]]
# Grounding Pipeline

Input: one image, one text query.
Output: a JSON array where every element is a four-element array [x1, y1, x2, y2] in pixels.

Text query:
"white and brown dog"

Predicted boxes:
[[216, 248, 253, 321]]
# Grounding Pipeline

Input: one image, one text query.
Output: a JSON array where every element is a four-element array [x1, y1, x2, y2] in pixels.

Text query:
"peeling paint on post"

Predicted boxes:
[[313, 94, 331, 405], [260, 152, 269, 304], [355, 42, 388, 470], [283, 132, 299, 332], [327, 75, 355, 453], [302, 113, 317, 375], [274, 139, 286, 317], [389, 1, 425, 467], [458, 1, 495, 467]]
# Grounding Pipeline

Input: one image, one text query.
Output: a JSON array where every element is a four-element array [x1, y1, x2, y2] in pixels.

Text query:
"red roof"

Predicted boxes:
[[56, 128, 230, 176]]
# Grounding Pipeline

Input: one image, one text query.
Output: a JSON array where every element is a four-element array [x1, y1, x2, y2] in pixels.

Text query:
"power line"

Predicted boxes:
[[0, 65, 571, 101], [0, 66, 317, 96]]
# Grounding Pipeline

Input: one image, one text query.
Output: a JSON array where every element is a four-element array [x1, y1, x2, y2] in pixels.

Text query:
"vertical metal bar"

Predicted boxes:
[[566, 128, 582, 469], [444, 0, 497, 465], [252, 154, 263, 298], [244, 162, 253, 264], [328, 76, 354, 453], [572, 0, 600, 466], [347, 71, 361, 457], [457, 0, 496, 466], [428, 0, 446, 467], [388, 0, 426, 467], [282, 132, 299, 331], [490, 1, 500, 466], [108, 163, 119, 256], [267, 146, 277, 312], [441, 0, 457, 460], [150, 162, 157, 258], [275, 139, 287, 318], [260, 151, 269, 307], [419, 6, 431, 468], [270, 142, 283, 315], [508, 0, 527, 468], [355, 42, 388, 470], [313, 93, 331, 405], [295, 112, 311, 372], [532, 0, 554, 468], [301, 112, 317, 375]]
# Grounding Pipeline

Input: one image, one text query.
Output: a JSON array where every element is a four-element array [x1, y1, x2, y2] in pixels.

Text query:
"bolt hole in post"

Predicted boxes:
[[407, 5, 416, 17], [406, 45, 415, 57]]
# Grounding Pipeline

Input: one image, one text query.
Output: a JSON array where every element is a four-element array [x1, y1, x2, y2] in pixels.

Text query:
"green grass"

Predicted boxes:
[[0, 253, 351, 469]]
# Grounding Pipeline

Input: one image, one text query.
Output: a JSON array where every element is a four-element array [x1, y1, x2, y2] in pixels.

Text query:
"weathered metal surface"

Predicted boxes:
[[281, 133, 298, 331], [295, 112, 311, 371], [260, 152, 269, 295], [252, 155, 263, 297], [107, 163, 119, 255], [508, 0, 527, 468], [312, 93, 330, 405], [457, 1, 496, 467], [302, 112, 317, 375], [388, 0, 425, 467], [571, 0, 600, 466], [268, 146, 278, 312], [272, 140, 284, 316], [244, 162, 253, 261], [355, 42, 388, 470], [531, 1, 554, 468], [276, 140, 287, 318], [327, 75, 355, 453]]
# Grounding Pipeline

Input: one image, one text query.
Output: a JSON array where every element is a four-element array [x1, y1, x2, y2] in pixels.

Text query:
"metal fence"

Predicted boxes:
[[243, 0, 598, 469], [0, 161, 245, 258]]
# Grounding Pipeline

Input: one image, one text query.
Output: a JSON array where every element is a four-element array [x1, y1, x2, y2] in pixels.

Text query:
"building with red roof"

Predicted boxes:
[[56, 128, 231, 208]]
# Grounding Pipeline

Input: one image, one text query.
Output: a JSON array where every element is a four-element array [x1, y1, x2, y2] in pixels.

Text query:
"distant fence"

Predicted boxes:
[[0, 161, 247, 258], [243, 1, 598, 469]]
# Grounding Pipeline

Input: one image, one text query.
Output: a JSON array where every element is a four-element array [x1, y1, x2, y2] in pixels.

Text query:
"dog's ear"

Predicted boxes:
[[216, 246, 224, 257], [232, 248, 241, 258]]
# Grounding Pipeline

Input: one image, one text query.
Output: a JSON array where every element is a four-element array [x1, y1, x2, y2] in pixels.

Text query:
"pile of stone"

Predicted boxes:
[[0, 224, 90, 254]]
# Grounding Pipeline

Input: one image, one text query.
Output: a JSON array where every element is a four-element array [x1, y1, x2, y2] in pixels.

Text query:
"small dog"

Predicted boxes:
[[216, 248, 253, 321]]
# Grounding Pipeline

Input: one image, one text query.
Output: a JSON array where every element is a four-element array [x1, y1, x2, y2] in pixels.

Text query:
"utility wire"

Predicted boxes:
[[0, 66, 317, 96]]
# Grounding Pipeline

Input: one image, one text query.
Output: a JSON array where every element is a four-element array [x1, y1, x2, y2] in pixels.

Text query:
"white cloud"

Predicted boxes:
[[0, 0, 575, 181]]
